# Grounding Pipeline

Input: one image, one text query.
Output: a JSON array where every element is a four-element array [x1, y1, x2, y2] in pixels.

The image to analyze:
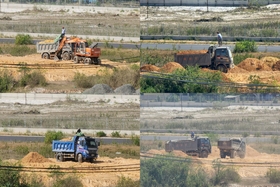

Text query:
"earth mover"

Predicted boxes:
[[52, 135, 100, 163], [217, 137, 246, 159], [165, 136, 211, 158], [36, 35, 101, 65], [174, 46, 234, 73]]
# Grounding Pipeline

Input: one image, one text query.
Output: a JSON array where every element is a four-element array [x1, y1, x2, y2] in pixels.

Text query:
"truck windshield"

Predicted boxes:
[[86, 139, 97, 147]]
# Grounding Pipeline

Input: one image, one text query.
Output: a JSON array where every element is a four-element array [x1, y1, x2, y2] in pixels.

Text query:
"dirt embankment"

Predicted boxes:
[[141, 52, 280, 84], [16, 152, 140, 187], [143, 146, 280, 179]]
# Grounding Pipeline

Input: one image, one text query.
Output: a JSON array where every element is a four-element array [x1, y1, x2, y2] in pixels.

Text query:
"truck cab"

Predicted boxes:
[[52, 135, 100, 163], [209, 46, 234, 72]]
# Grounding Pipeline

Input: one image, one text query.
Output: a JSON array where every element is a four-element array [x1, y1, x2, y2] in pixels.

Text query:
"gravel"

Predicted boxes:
[[114, 84, 136, 95], [83, 84, 114, 94]]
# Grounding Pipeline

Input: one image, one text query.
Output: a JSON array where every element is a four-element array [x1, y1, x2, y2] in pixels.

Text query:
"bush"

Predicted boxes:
[[44, 131, 64, 144], [0, 70, 14, 93], [14, 145, 29, 156], [15, 34, 33, 45], [266, 168, 280, 183], [111, 131, 122, 138], [52, 175, 83, 187], [38, 144, 53, 158], [233, 53, 254, 65], [116, 176, 140, 187], [233, 40, 257, 53], [96, 131, 107, 137], [0, 161, 25, 187], [19, 70, 47, 88], [242, 132, 249, 137], [131, 135, 140, 146]]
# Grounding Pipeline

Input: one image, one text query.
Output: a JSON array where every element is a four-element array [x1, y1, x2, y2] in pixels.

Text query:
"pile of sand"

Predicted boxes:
[[245, 146, 261, 157], [228, 66, 248, 73], [140, 64, 160, 72], [272, 61, 280, 71], [146, 149, 166, 155], [160, 62, 184, 73], [237, 58, 271, 71], [177, 50, 207, 55], [260, 56, 279, 68], [21, 152, 51, 163]]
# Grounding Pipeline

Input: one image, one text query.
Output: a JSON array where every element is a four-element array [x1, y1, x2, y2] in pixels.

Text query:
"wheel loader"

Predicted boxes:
[[36, 35, 101, 65]]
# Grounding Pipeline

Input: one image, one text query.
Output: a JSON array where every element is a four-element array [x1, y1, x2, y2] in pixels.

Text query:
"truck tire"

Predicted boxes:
[[56, 153, 64, 162], [78, 154, 83, 163], [42, 53, 50, 59], [93, 58, 101, 65], [230, 150, 236, 158], [84, 58, 91, 65], [62, 52, 71, 61], [200, 150, 208, 158], [73, 56, 79, 64], [239, 151, 245, 158], [217, 65, 228, 73], [220, 152, 226, 158]]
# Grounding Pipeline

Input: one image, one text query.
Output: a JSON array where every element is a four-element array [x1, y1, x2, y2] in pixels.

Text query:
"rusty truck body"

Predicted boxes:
[[217, 138, 246, 159], [174, 46, 234, 73], [165, 136, 211, 158]]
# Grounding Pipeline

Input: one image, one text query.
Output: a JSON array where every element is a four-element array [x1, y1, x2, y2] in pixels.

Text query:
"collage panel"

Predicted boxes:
[[140, 0, 280, 187], [140, 93, 280, 186], [0, 1, 140, 187]]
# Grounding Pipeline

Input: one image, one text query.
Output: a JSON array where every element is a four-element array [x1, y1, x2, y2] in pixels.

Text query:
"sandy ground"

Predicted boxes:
[[7, 153, 140, 187], [142, 145, 280, 184], [0, 54, 138, 82]]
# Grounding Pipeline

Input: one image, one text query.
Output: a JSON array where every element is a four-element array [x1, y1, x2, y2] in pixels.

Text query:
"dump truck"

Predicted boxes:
[[174, 46, 234, 73], [36, 35, 101, 65], [52, 135, 100, 163], [217, 138, 246, 159], [165, 136, 211, 158]]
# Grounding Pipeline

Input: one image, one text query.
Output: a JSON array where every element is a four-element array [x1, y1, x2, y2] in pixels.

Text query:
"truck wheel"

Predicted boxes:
[[200, 150, 208, 158], [73, 56, 79, 64], [230, 150, 236, 158], [217, 65, 227, 73], [42, 53, 50, 59], [220, 152, 226, 158], [84, 58, 91, 65], [78, 154, 83, 163], [56, 153, 64, 162], [62, 52, 71, 61]]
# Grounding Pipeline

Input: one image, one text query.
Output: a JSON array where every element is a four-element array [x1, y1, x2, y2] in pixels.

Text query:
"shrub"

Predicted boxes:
[[44, 131, 64, 144], [52, 175, 83, 187], [38, 144, 53, 158], [233, 53, 254, 65], [116, 176, 140, 187], [266, 168, 280, 183], [96, 131, 107, 137], [0, 70, 14, 93], [242, 132, 249, 137], [131, 135, 140, 146], [19, 70, 47, 87], [233, 40, 257, 53], [15, 34, 33, 45], [14, 145, 29, 155], [111, 131, 122, 138], [0, 161, 24, 187], [73, 72, 94, 88]]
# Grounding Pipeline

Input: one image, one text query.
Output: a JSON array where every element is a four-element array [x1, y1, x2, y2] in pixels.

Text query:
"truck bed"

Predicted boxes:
[[174, 53, 211, 67], [52, 140, 75, 153], [36, 41, 59, 54], [165, 139, 198, 152]]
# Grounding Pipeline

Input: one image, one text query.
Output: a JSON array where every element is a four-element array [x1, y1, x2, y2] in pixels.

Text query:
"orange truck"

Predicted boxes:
[[36, 35, 101, 65]]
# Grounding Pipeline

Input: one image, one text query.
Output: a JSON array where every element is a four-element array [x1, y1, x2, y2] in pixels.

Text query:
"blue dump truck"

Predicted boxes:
[[52, 136, 100, 163]]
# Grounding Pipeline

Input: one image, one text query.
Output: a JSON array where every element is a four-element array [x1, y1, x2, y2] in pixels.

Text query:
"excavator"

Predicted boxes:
[[36, 35, 101, 65]]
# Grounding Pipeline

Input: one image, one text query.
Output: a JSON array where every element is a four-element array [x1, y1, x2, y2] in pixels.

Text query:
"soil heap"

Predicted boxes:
[[272, 61, 280, 71], [83, 84, 114, 94], [228, 66, 248, 73], [237, 58, 271, 71], [114, 84, 136, 95], [140, 64, 160, 72], [160, 62, 184, 73], [21, 152, 50, 163], [260, 57, 279, 68], [177, 50, 207, 55]]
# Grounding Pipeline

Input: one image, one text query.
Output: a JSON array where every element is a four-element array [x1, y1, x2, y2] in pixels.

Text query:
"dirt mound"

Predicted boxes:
[[177, 50, 207, 55], [272, 61, 280, 71], [83, 84, 114, 94], [260, 57, 279, 68], [237, 58, 271, 71], [228, 66, 248, 73], [171, 150, 188, 157], [21, 152, 51, 163], [160, 62, 184, 73], [114, 84, 136, 95], [246, 146, 261, 157], [140, 64, 160, 72], [146, 149, 166, 155]]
